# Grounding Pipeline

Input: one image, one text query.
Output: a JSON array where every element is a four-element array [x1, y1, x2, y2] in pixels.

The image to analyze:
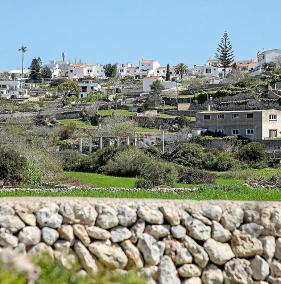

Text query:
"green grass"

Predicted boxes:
[[66, 172, 137, 188], [58, 119, 97, 129]]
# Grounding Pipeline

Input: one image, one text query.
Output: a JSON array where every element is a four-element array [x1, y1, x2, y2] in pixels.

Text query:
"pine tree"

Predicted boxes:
[[29, 57, 42, 81], [216, 32, 234, 77], [41, 66, 52, 79], [166, 64, 171, 81]]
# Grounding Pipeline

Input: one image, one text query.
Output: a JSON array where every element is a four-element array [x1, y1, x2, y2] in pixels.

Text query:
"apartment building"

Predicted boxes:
[[196, 109, 281, 140]]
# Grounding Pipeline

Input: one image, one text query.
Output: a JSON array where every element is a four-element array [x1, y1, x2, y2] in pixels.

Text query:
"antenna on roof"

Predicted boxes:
[[62, 51, 65, 62]]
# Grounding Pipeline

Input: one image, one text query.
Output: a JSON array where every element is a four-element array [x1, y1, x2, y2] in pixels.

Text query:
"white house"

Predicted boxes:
[[77, 80, 101, 98], [139, 59, 160, 71], [68, 64, 98, 79], [117, 63, 133, 77], [251, 49, 281, 76], [0, 80, 28, 98], [8, 69, 30, 80], [143, 76, 177, 92], [46, 60, 69, 78]]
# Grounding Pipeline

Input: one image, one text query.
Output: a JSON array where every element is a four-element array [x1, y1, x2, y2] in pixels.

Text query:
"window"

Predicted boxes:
[[205, 68, 211, 74], [232, 113, 239, 119], [269, 114, 277, 121], [269, 129, 278, 138], [217, 129, 224, 134], [247, 113, 253, 118], [232, 129, 239, 135], [217, 114, 224, 119], [246, 129, 254, 135], [204, 115, 211, 120]]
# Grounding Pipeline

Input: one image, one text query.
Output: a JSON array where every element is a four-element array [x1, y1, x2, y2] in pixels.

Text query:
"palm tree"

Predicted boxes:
[[18, 45, 27, 81], [175, 63, 188, 79]]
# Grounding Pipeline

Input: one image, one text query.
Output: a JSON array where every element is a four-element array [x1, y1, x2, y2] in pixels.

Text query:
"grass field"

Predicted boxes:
[[58, 119, 97, 129], [96, 109, 136, 117]]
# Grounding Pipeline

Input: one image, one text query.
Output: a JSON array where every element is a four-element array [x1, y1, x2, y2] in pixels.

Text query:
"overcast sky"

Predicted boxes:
[[0, 0, 280, 70]]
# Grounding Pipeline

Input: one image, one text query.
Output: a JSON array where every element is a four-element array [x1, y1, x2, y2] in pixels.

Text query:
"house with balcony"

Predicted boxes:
[[196, 109, 281, 140]]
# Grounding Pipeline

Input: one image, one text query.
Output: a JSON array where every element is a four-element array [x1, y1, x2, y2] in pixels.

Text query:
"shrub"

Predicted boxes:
[[58, 121, 77, 140], [178, 167, 215, 184], [213, 152, 238, 171], [24, 160, 43, 187], [0, 148, 27, 185], [168, 143, 205, 168], [103, 148, 149, 177], [237, 142, 267, 168], [59, 150, 84, 171], [138, 159, 178, 187]]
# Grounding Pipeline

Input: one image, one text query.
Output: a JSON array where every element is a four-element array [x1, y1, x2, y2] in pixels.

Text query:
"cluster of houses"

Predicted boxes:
[[1, 48, 281, 99]]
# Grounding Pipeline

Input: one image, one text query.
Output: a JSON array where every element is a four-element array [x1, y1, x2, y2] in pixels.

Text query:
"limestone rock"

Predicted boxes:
[[140, 266, 159, 281], [244, 210, 260, 224], [260, 236, 275, 261], [159, 256, 180, 284], [59, 203, 76, 224], [42, 227, 59, 246], [160, 206, 181, 226], [201, 264, 223, 284], [55, 250, 79, 271], [95, 206, 119, 229], [271, 259, 281, 277], [17, 212, 36, 226], [130, 219, 146, 243], [171, 225, 186, 239], [74, 205, 97, 226], [110, 226, 132, 243], [261, 207, 281, 237], [204, 238, 234, 265], [29, 242, 54, 259], [0, 228, 18, 247], [145, 225, 170, 239], [121, 240, 143, 268], [19, 226, 41, 246], [86, 226, 111, 240], [250, 256, 269, 281], [89, 241, 128, 269], [275, 238, 281, 261], [181, 211, 193, 228], [182, 277, 202, 284], [137, 233, 164, 266], [173, 247, 193, 266], [223, 258, 253, 284], [268, 276, 281, 284], [0, 205, 15, 216], [192, 213, 212, 226], [183, 236, 209, 268], [0, 215, 25, 233], [212, 221, 232, 243], [74, 241, 97, 276], [117, 206, 137, 227], [231, 233, 263, 258], [201, 204, 222, 222], [36, 207, 62, 229], [221, 207, 244, 231], [187, 219, 211, 241], [58, 225, 74, 243], [54, 240, 71, 253], [73, 224, 91, 247], [138, 206, 164, 225], [241, 223, 264, 237], [178, 264, 201, 278]]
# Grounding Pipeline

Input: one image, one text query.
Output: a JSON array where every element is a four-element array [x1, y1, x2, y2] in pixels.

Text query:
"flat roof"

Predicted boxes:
[[198, 109, 280, 114]]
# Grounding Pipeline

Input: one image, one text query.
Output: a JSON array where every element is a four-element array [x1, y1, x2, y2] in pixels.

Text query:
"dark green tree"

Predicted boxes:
[[166, 64, 171, 81], [216, 32, 235, 77], [29, 57, 42, 81], [41, 66, 52, 79], [104, 64, 118, 78], [175, 63, 188, 79], [150, 79, 164, 95]]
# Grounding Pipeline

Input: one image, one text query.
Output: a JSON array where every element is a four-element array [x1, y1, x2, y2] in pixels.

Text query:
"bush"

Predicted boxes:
[[59, 150, 84, 171], [138, 159, 178, 187], [212, 152, 238, 171], [0, 148, 27, 185], [168, 143, 205, 168], [237, 142, 267, 168], [24, 160, 43, 187], [178, 167, 215, 184], [58, 121, 77, 140], [103, 148, 149, 177]]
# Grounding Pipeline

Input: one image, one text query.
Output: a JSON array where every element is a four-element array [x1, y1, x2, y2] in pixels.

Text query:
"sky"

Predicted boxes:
[[0, 0, 281, 70]]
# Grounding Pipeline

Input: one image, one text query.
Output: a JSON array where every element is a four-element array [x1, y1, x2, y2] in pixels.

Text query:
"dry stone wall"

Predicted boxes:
[[1, 199, 281, 284]]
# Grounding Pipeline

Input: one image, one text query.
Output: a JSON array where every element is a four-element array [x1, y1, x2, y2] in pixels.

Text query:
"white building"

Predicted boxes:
[[251, 49, 281, 76], [117, 63, 133, 77], [0, 80, 28, 98], [143, 76, 177, 92], [67, 64, 105, 79], [8, 69, 30, 80], [139, 59, 160, 71], [77, 80, 101, 98], [46, 60, 69, 78]]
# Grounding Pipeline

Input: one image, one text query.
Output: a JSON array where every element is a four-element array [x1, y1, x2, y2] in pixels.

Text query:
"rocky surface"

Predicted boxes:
[[1, 199, 281, 283]]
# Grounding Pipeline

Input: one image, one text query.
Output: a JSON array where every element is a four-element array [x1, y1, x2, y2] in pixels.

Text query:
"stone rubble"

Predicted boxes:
[[1, 201, 281, 283]]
